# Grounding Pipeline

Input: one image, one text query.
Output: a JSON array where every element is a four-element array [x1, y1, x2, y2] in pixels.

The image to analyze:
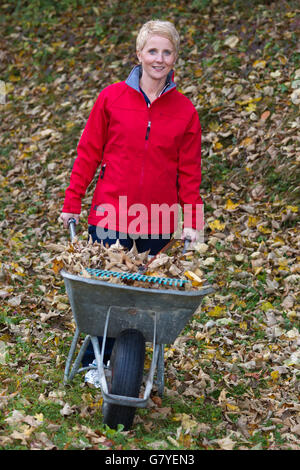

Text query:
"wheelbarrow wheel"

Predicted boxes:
[[102, 329, 145, 431]]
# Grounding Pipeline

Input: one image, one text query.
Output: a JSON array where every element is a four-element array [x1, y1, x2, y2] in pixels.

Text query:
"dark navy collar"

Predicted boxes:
[[140, 87, 151, 106]]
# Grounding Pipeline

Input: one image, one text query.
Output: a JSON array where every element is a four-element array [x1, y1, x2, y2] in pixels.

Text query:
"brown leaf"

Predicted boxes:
[[151, 396, 162, 407], [260, 110, 270, 121]]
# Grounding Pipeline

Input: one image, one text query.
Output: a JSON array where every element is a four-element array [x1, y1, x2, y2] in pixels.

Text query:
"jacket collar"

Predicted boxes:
[[125, 64, 176, 95]]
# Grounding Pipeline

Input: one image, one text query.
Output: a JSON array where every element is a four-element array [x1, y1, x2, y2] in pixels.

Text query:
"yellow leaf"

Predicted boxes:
[[240, 136, 253, 147], [236, 99, 249, 105], [184, 271, 203, 286], [9, 75, 21, 82], [145, 270, 163, 277], [261, 302, 274, 311], [208, 305, 226, 318], [286, 205, 298, 213], [253, 59, 266, 69], [10, 236, 24, 249], [278, 56, 287, 65], [271, 370, 279, 381], [65, 121, 75, 129], [209, 121, 220, 132], [254, 266, 263, 275], [51, 41, 65, 48], [236, 97, 261, 106], [179, 433, 192, 448], [258, 225, 271, 234], [245, 102, 256, 112], [226, 403, 240, 412], [248, 216, 260, 228], [225, 199, 240, 211], [6, 83, 14, 93], [214, 141, 223, 150], [278, 265, 289, 272], [52, 258, 64, 274], [208, 219, 225, 231]]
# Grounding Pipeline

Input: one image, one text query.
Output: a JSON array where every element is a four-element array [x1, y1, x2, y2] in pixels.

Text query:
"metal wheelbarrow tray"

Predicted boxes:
[[62, 268, 214, 424]]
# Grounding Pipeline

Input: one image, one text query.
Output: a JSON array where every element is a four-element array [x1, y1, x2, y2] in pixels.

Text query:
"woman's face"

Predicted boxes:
[[137, 35, 176, 84]]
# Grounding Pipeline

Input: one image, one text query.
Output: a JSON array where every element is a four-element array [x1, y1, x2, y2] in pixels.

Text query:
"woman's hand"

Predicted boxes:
[[59, 212, 80, 229], [181, 227, 204, 243]]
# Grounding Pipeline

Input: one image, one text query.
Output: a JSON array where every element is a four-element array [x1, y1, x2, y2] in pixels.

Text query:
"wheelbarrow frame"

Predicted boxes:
[[62, 268, 214, 408]]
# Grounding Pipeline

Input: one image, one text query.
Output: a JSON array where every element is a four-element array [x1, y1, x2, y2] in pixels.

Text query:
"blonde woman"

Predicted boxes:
[[60, 20, 203, 369]]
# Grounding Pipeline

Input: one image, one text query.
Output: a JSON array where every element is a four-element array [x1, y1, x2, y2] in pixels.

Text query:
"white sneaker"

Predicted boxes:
[[84, 360, 101, 388]]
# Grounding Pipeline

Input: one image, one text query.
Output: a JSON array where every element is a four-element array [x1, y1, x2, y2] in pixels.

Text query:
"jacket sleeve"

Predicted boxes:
[[177, 108, 204, 231], [62, 90, 109, 214]]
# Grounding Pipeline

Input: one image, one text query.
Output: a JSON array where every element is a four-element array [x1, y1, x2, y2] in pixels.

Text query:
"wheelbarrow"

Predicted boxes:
[[62, 221, 214, 430]]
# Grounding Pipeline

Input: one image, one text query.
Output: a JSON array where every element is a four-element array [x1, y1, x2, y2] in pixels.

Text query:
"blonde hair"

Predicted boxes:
[[136, 20, 180, 57]]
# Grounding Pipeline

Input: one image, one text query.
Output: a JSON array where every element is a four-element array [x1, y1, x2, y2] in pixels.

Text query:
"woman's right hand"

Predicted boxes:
[[59, 212, 80, 229]]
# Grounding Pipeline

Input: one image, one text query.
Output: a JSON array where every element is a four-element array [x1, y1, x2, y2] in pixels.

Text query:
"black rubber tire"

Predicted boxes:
[[102, 329, 145, 430]]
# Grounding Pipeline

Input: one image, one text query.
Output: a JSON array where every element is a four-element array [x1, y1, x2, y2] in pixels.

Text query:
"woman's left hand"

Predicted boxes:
[[181, 227, 204, 243]]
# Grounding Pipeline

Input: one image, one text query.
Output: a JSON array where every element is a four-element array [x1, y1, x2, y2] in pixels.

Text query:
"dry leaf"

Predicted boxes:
[[224, 35, 239, 48], [60, 403, 76, 416], [216, 434, 236, 450]]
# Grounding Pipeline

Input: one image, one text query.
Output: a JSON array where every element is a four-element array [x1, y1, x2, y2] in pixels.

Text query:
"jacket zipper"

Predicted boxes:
[[140, 105, 151, 189], [141, 86, 172, 185], [144, 83, 170, 140], [144, 99, 151, 141], [100, 163, 106, 179], [145, 120, 151, 140]]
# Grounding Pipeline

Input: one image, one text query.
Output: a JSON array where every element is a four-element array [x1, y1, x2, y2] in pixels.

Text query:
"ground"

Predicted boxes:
[[0, 0, 299, 450]]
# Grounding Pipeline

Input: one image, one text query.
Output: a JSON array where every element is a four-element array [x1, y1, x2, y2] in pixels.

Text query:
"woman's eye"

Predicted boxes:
[[147, 49, 173, 56]]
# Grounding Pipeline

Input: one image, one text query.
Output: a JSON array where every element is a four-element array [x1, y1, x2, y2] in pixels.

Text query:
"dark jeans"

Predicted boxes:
[[81, 226, 172, 367]]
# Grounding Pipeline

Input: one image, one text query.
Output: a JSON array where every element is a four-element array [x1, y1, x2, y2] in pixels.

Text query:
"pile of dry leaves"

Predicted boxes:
[[49, 236, 208, 290]]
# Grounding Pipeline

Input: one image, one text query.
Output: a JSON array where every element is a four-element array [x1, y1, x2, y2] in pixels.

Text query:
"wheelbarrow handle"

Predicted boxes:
[[68, 217, 77, 241]]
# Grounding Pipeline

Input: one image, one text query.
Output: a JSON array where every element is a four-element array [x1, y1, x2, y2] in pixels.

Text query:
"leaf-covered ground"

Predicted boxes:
[[0, 0, 299, 450]]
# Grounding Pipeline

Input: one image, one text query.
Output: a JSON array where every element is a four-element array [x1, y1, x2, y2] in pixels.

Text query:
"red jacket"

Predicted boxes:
[[62, 66, 203, 234]]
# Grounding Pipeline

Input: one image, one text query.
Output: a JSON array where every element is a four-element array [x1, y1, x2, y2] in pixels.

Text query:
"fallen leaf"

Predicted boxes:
[[225, 199, 240, 211], [209, 219, 226, 231], [60, 403, 76, 416], [224, 35, 239, 49], [7, 295, 22, 306], [260, 110, 271, 120], [151, 396, 162, 407], [216, 434, 236, 450], [208, 305, 227, 318]]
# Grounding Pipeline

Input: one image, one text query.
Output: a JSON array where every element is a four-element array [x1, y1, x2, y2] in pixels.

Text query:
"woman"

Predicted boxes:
[[60, 20, 203, 371]]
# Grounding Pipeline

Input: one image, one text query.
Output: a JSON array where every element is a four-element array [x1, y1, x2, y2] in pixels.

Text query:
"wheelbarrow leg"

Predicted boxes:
[[156, 343, 165, 397], [64, 328, 91, 384]]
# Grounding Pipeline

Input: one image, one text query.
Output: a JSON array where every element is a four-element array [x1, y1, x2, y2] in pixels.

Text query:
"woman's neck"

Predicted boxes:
[[139, 75, 167, 101]]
